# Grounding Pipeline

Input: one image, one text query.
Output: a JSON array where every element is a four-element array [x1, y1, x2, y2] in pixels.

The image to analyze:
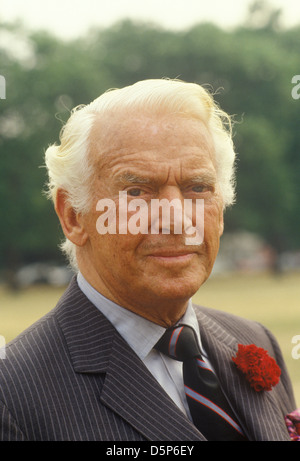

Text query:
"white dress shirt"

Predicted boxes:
[[77, 272, 209, 419]]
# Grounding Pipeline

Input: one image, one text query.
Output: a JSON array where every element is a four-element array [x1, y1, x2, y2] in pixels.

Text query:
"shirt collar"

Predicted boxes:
[[77, 272, 202, 361]]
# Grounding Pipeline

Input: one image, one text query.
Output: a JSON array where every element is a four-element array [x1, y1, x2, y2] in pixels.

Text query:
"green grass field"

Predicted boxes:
[[1, 271, 300, 406]]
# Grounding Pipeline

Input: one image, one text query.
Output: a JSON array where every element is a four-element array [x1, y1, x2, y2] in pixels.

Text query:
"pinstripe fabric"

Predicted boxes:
[[0, 277, 296, 441], [0, 278, 203, 441], [195, 307, 296, 441]]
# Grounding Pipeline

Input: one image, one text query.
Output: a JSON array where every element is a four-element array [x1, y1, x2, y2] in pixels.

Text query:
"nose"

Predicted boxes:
[[151, 186, 185, 235], [149, 186, 204, 246], [160, 185, 183, 202]]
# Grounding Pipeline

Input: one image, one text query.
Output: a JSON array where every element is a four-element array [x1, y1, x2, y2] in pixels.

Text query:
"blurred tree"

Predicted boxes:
[[245, 0, 282, 31], [225, 116, 295, 251], [0, 23, 108, 283]]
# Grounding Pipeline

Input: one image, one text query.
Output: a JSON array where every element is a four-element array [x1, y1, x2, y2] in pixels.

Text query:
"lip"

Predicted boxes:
[[147, 249, 196, 262]]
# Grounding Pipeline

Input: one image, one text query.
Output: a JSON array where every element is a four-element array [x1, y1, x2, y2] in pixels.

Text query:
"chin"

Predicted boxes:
[[151, 276, 206, 302]]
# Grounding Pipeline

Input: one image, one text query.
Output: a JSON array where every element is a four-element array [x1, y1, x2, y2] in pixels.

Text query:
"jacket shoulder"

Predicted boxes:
[[0, 306, 66, 387], [194, 303, 275, 344]]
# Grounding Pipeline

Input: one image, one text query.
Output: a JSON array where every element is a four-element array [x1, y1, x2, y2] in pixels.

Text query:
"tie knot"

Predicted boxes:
[[155, 325, 201, 361]]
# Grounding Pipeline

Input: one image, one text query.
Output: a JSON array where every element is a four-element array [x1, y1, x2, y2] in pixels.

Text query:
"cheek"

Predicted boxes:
[[203, 204, 223, 243], [95, 232, 143, 267]]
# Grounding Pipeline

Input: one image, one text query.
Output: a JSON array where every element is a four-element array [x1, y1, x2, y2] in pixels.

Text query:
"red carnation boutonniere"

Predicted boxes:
[[232, 344, 281, 392]]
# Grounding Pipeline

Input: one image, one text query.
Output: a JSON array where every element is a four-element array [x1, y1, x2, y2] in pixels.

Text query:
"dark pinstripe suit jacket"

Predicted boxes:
[[0, 277, 296, 441]]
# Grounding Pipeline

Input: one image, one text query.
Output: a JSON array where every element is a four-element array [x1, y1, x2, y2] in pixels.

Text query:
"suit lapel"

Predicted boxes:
[[195, 307, 290, 441], [56, 278, 204, 441], [100, 330, 205, 441]]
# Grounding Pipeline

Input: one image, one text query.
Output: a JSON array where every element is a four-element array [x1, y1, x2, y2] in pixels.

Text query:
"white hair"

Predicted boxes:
[[45, 78, 236, 269]]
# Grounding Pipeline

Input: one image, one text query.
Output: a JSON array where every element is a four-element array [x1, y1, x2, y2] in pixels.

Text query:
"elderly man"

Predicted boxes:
[[0, 79, 296, 441]]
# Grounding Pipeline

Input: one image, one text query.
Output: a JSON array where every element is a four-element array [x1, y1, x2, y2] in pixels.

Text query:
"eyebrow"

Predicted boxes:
[[116, 170, 217, 186], [188, 173, 217, 185], [117, 172, 152, 185]]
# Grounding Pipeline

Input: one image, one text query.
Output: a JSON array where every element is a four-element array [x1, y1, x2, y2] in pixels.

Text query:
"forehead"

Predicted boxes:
[[89, 112, 215, 174]]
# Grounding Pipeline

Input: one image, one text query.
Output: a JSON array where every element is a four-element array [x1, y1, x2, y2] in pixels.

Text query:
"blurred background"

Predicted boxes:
[[0, 0, 299, 405]]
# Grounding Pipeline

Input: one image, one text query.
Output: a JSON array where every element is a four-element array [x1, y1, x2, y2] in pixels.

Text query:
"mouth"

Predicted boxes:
[[146, 249, 197, 264]]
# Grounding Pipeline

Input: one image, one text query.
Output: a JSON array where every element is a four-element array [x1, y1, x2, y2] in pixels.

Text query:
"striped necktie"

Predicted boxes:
[[155, 325, 246, 441]]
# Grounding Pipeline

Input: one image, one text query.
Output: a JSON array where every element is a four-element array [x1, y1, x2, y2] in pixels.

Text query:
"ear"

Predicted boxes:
[[219, 211, 224, 237], [55, 188, 88, 247]]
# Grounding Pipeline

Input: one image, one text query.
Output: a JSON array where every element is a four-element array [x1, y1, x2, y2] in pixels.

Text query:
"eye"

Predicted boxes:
[[186, 183, 214, 197], [127, 188, 143, 197], [191, 185, 206, 193]]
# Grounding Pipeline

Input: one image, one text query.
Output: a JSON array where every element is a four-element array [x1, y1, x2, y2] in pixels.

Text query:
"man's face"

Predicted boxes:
[[79, 113, 224, 325]]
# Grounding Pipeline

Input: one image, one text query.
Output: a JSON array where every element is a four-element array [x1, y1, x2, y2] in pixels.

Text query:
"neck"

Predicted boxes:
[[120, 299, 189, 328]]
